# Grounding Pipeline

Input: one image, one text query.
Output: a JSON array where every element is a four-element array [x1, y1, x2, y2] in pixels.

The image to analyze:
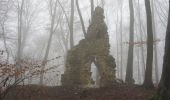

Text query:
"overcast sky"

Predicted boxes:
[[0, 0, 168, 85]]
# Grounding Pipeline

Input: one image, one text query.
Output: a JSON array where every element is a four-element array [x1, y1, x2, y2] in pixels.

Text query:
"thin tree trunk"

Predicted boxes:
[[137, 47, 142, 84], [76, 0, 86, 37], [39, 0, 58, 85], [135, 19, 142, 84], [20, 27, 29, 58], [57, 0, 70, 32], [143, 0, 154, 88], [0, 0, 10, 64], [120, 1, 123, 80], [125, 0, 135, 84], [70, 0, 74, 48], [137, 0, 146, 80], [17, 0, 24, 68], [91, 0, 94, 19], [151, 0, 159, 85], [15, 0, 24, 81], [116, 9, 120, 78], [1, 24, 9, 64], [59, 20, 69, 52]]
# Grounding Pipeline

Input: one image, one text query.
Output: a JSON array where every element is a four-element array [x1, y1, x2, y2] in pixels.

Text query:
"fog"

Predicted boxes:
[[0, 0, 168, 86]]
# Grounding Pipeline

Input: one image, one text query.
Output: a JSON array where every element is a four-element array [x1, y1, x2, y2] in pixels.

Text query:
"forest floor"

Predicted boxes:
[[5, 84, 155, 100]]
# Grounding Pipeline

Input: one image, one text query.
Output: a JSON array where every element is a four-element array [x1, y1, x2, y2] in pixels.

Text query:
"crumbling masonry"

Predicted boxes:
[[61, 7, 116, 87]]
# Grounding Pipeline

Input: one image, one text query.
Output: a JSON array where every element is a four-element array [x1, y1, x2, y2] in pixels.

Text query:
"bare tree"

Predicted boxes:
[[136, 0, 146, 80], [59, 16, 69, 53], [39, 0, 59, 85], [16, 0, 24, 80], [57, 0, 76, 50], [125, 0, 135, 84], [69, 0, 74, 48], [143, 0, 154, 88], [115, 8, 120, 78], [0, 0, 11, 64], [14, 0, 40, 81], [119, 0, 124, 80], [91, 0, 94, 19], [153, 1, 170, 99], [76, 0, 86, 37], [20, 0, 39, 58], [151, 0, 159, 84]]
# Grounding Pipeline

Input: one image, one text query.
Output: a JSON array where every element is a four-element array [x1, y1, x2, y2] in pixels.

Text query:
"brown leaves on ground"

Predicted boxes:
[[5, 84, 155, 100]]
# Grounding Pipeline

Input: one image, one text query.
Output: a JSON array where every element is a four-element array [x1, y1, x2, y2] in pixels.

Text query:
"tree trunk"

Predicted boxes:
[[125, 0, 135, 84], [143, 0, 154, 88], [17, 0, 24, 67], [91, 0, 94, 19], [16, 0, 24, 81], [137, 47, 142, 84], [39, 0, 58, 85], [137, 0, 146, 80], [70, 0, 74, 48], [120, 0, 123, 80], [151, 0, 159, 85], [1, 24, 9, 64], [116, 9, 120, 78], [76, 0, 86, 37], [153, 1, 170, 99]]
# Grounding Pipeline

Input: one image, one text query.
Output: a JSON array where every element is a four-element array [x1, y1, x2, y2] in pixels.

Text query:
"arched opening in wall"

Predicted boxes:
[[90, 62, 100, 87]]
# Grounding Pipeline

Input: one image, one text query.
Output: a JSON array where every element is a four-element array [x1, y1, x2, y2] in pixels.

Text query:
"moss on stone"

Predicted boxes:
[[61, 6, 116, 87]]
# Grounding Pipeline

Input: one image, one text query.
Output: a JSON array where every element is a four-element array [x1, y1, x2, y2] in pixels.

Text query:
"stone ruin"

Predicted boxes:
[[61, 7, 116, 87]]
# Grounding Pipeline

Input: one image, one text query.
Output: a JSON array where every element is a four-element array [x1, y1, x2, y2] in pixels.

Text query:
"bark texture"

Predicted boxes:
[[153, 1, 170, 99], [125, 0, 135, 84], [143, 0, 154, 88]]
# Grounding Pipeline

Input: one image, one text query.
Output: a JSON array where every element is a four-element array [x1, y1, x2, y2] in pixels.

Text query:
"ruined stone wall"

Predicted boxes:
[[61, 7, 116, 87]]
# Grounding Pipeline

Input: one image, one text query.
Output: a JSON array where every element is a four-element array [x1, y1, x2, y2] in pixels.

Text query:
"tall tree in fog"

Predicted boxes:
[[115, 7, 120, 78], [136, 0, 146, 80], [118, 0, 124, 80], [154, 1, 170, 99], [143, 0, 154, 88], [70, 0, 74, 48], [20, 0, 36, 58], [125, 0, 134, 84], [40, 0, 58, 85], [0, 0, 10, 63], [16, 0, 36, 67], [16, 0, 24, 75], [151, 0, 159, 84], [91, 0, 94, 19], [76, 0, 86, 37]]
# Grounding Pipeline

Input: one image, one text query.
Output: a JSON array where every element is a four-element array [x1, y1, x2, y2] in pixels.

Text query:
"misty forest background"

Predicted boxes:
[[0, 0, 168, 87]]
